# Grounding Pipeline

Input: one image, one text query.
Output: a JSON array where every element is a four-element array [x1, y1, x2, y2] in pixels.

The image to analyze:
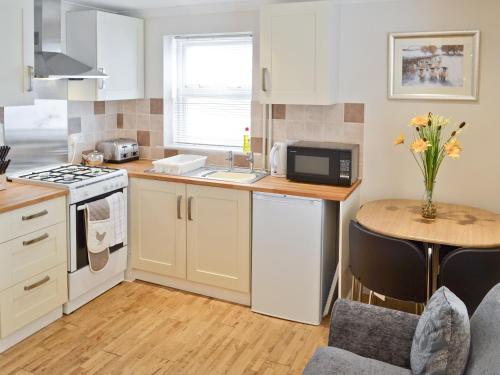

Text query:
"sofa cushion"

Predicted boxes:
[[465, 283, 500, 375], [411, 286, 470, 375], [302, 347, 411, 375]]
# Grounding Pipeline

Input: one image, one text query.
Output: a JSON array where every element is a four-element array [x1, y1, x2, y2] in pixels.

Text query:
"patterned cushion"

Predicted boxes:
[[411, 286, 470, 375]]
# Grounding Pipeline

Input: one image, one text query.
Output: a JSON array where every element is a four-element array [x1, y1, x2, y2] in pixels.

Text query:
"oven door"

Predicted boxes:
[[287, 148, 339, 184], [68, 188, 127, 273]]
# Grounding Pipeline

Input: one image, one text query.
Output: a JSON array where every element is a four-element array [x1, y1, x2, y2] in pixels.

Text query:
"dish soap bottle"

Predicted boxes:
[[243, 127, 251, 153]]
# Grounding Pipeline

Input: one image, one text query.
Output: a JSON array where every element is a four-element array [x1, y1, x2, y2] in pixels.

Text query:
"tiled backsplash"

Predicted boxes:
[[68, 99, 164, 162]]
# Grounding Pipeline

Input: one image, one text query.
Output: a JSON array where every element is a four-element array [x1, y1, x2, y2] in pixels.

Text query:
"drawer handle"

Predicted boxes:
[[188, 197, 194, 221], [24, 276, 50, 291], [23, 233, 49, 246], [22, 209, 48, 221], [177, 195, 183, 220]]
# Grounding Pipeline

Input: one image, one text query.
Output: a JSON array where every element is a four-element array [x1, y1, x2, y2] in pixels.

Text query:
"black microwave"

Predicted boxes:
[[287, 141, 359, 186]]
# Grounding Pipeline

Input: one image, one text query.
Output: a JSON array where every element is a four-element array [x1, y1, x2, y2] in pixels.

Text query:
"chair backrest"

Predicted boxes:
[[349, 220, 426, 303], [440, 248, 500, 316], [465, 283, 500, 374]]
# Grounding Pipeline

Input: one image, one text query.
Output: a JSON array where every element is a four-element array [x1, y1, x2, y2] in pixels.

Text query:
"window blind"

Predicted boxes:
[[172, 34, 253, 148]]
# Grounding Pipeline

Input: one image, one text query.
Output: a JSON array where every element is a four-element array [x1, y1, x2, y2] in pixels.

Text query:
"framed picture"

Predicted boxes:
[[388, 30, 480, 100]]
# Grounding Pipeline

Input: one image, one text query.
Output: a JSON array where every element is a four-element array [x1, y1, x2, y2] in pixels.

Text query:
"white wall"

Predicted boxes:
[[338, 0, 500, 212], [134, 0, 499, 212]]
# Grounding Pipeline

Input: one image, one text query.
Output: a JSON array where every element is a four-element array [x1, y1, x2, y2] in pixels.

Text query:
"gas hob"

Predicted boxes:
[[10, 164, 128, 204]]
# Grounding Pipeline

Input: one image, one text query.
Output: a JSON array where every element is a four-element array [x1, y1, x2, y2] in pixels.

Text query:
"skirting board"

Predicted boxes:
[[130, 270, 251, 306], [0, 307, 62, 353]]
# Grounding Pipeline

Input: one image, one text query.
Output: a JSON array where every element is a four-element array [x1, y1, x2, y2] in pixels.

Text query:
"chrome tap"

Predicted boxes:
[[246, 152, 255, 172], [226, 150, 234, 170]]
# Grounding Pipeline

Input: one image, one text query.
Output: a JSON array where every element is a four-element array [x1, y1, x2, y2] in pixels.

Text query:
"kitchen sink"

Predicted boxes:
[[184, 166, 268, 184]]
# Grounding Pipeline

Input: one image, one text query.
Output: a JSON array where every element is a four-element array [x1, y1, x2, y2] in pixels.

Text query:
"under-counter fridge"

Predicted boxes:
[[251, 192, 338, 325]]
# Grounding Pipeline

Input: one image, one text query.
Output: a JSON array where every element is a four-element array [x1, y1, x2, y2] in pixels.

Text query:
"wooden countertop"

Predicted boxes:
[[106, 160, 361, 202], [357, 199, 500, 248], [0, 181, 67, 214]]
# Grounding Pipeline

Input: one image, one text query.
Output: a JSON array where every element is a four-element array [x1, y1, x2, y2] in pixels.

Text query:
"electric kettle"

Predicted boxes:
[[269, 142, 287, 177]]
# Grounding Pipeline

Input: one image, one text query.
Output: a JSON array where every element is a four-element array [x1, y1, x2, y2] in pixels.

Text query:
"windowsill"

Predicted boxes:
[[165, 143, 246, 155]]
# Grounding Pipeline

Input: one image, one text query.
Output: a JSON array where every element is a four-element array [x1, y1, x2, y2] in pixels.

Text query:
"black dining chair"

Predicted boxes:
[[439, 247, 500, 316], [349, 220, 427, 311]]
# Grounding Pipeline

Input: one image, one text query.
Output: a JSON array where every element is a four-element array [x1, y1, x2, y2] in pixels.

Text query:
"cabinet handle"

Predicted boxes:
[[262, 67, 268, 92], [177, 195, 183, 220], [22, 209, 48, 221], [24, 276, 50, 291], [23, 233, 49, 246], [98, 68, 106, 90], [188, 197, 193, 221], [27, 65, 34, 92]]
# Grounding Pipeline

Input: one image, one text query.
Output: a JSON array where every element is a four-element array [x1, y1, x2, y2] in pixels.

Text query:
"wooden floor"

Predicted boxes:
[[0, 281, 329, 375]]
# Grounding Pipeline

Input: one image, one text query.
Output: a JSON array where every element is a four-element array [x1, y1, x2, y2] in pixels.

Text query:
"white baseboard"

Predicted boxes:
[[0, 307, 62, 353], [130, 270, 251, 306]]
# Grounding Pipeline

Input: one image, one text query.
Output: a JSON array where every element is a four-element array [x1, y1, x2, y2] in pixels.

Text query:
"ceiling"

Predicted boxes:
[[66, 0, 260, 11]]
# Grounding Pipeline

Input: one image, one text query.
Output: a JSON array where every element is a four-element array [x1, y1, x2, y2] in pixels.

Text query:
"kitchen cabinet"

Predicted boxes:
[[259, 0, 339, 105], [130, 179, 186, 279], [186, 185, 251, 293], [0, 196, 67, 352], [0, 0, 34, 106], [130, 179, 251, 294], [66, 11, 144, 101]]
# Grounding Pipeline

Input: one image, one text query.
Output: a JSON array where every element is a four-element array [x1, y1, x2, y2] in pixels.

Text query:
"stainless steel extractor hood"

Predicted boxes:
[[34, 0, 108, 80]]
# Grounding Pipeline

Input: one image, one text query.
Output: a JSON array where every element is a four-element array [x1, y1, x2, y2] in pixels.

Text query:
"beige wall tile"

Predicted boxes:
[[68, 101, 93, 117], [286, 105, 306, 121], [150, 131, 164, 147], [286, 120, 306, 141], [139, 146, 151, 159], [304, 121, 326, 141], [122, 100, 137, 114], [325, 104, 343, 124], [105, 114, 117, 131], [150, 99, 164, 115], [123, 114, 137, 129], [272, 119, 287, 142], [117, 113, 123, 129], [150, 114, 164, 131], [251, 137, 263, 153], [136, 114, 150, 130], [136, 99, 150, 114], [68, 118, 81, 135], [150, 146, 165, 160], [305, 106, 326, 122], [117, 129, 137, 140], [251, 101, 263, 137], [105, 130, 118, 140]]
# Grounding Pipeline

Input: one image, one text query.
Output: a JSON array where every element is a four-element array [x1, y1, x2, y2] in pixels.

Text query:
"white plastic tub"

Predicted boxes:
[[152, 154, 207, 175]]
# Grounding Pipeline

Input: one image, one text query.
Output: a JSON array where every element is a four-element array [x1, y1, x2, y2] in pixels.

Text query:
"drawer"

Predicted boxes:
[[0, 222, 67, 291], [0, 197, 66, 244], [0, 263, 67, 339]]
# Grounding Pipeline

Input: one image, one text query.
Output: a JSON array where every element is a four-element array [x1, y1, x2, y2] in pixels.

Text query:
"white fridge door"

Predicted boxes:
[[252, 193, 323, 325]]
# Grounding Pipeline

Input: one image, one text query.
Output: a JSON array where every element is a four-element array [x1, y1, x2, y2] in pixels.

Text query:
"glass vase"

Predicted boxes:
[[422, 182, 437, 219]]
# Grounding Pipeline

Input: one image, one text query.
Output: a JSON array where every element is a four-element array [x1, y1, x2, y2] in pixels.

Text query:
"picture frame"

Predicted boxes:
[[388, 30, 480, 100]]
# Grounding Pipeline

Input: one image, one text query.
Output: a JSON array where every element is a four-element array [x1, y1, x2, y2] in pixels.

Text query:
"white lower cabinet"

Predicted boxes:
[[130, 178, 251, 293], [186, 185, 250, 293], [130, 178, 186, 279]]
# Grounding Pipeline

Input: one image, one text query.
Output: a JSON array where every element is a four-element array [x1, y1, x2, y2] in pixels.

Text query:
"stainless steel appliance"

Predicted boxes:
[[287, 141, 359, 186], [96, 138, 139, 163], [10, 165, 129, 314]]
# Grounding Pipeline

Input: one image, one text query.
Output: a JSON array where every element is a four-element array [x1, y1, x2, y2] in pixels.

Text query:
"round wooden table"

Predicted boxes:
[[356, 199, 500, 299]]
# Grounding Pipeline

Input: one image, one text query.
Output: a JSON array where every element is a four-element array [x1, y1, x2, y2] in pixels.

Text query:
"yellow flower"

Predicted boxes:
[[410, 115, 428, 127], [445, 138, 462, 159], [394, 134, 405, 145], [411, 138, 431, 153]]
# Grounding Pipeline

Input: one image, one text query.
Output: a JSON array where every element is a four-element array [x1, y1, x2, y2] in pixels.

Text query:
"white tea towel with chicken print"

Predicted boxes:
[[85, 198, 112, 273]]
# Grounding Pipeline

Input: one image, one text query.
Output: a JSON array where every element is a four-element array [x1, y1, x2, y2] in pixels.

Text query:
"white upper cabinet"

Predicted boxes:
[[0, 0, 34, 106], [259, 0, 339, 105], [66, 11, 144, 101]]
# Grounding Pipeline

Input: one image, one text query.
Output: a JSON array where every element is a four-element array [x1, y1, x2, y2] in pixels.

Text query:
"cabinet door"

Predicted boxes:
[[96, 12, 144, 100], [186, 185, 250, 292], [0, 0, 34, 106], [260, 1, 336, 105], [130, 179, 186, 278]]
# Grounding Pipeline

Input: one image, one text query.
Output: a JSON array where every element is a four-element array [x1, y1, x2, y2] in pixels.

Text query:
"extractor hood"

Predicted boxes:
[[34, 0, 108, 80]]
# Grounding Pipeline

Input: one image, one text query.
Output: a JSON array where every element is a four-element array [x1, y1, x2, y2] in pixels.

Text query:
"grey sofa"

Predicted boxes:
[[303, 283, 500, 374]]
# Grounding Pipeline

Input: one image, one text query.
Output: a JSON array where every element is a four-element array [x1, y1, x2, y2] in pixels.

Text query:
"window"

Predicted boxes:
[[171, 34, 252, 149]]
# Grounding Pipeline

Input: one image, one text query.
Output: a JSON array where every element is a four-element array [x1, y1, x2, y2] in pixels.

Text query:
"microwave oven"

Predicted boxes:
[[286, 141, 359, 186]]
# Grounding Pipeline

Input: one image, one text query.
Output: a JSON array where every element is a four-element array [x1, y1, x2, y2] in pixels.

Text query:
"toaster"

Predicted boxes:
[[96, 138, 139, 163]]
